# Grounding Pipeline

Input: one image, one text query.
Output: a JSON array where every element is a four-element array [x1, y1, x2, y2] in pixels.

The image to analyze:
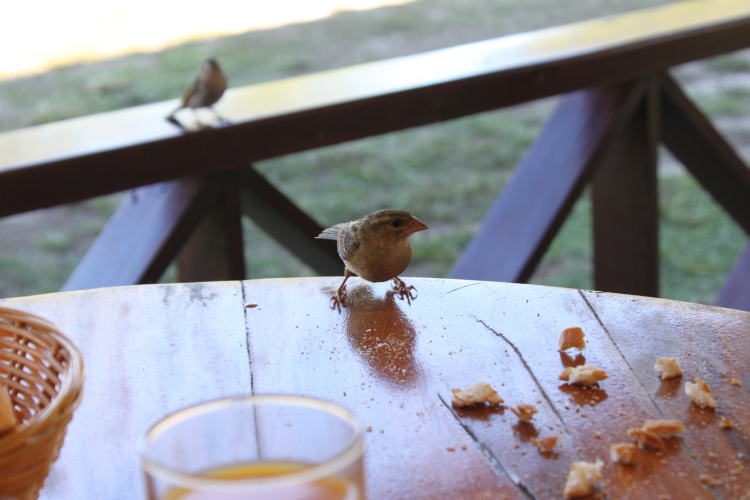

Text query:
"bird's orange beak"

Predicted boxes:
[[405, 216, 429, 236]]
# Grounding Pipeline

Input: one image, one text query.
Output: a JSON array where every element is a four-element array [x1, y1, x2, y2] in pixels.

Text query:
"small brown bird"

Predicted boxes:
[[167, 58, 227, 128], [316, 209, 429, 310]]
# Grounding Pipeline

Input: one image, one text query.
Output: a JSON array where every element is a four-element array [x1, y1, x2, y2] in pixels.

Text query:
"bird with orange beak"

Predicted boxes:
[[317, 209, 429, 310]]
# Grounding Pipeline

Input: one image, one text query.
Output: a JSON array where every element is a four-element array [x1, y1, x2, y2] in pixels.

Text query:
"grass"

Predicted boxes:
[[1, 0, 748, 305]]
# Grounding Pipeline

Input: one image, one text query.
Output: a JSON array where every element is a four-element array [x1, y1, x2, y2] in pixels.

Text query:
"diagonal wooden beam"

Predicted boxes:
[[450, 79, 646, 282], [715, 242, 750, 312], [659, 72, 750, 236], [239, 166, 342, 276], [592, 77, 660, 297], [61, 175, 227, 291]]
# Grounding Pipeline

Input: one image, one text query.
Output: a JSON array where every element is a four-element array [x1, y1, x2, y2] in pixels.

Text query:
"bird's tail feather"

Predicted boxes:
[[315, 227, 341, 240]]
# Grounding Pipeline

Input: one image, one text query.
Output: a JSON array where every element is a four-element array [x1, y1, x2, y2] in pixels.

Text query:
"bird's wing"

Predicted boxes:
[[337, 222, 361, 261], [181, 77, 199, 106]]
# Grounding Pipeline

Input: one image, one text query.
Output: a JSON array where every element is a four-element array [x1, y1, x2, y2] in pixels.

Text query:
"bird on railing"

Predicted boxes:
[[316, 209, 428, 310], [166, 58, 228, 129]]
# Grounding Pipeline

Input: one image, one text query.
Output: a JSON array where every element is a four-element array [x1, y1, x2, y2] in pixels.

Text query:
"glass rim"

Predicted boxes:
[[136, 395, 364, 492]]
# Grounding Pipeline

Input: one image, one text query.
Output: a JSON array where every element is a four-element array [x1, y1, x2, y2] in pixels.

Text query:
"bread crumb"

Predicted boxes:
[[610, 442, 637, 465], [536, 435, 558, 453], [0, 385, 16, 435], [446, 447, 455, 452], [563, 459, 603, 499], [510, 403, 538, 422], [719, 416, 734, 430], [559, 365, 608, 386], [731, 378, 741, 387], [685, 378, 717, 409], [627, 428, 666, 450], [654, 357, 683, 379], [559, 327, 586, 351], [451, 382, 504, 407], [642, 419, 685, 437], [700, 474, 721, 486]]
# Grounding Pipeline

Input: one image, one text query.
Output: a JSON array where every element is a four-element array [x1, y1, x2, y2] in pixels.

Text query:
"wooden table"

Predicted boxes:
[[3, 278, 749, 499]]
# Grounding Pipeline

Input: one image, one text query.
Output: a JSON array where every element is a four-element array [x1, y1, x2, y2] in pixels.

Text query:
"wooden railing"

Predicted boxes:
[[1, 0, 749, 309]]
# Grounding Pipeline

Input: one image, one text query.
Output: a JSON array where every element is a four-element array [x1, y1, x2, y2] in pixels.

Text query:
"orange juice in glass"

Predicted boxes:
[[138, 396, 365, 499]]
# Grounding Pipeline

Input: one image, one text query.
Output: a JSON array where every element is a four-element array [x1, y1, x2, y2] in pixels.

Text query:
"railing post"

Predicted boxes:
[[592, 76, 660, 296], [175, 182, 245, 282]]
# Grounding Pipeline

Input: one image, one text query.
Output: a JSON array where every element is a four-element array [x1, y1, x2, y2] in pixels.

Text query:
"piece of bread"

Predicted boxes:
[[0, 384, 17, 434], [685, 378, 717, 409], [610, 442, 637, 465], [510, 403, 538, 422], [563, 459, 603, 499], [654, 357, 683, 379], [559, 365, 608, 386], [536, 435, 558, 453], [627, 428, 666, 450], [451, 382, 504, 407], [642, 419, 685, 438], [559, 327, 586, 352], [700, 474, 721, 486], [718, 416, 733, 430]]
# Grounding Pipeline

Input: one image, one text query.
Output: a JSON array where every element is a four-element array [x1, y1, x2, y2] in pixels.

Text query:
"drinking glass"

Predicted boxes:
[[137, 395, 365, 500]]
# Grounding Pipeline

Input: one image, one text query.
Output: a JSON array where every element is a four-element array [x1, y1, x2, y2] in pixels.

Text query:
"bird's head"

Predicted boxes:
[[202, 58, 220, 72], [364, 209, 428, 242]]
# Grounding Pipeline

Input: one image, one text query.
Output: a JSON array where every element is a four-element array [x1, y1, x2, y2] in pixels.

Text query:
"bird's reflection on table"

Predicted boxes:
[[341, 284, 421, 388]]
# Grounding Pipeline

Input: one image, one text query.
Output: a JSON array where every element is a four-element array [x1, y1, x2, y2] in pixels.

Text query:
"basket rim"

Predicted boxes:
[[0, 308, 84, 441]]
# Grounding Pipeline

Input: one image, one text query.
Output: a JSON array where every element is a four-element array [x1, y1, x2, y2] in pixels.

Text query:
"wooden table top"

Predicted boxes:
[[2, 278, 749, 499]]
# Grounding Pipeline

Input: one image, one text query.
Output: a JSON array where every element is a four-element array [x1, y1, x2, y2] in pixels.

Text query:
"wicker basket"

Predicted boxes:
[[0, 307, 84, 500]]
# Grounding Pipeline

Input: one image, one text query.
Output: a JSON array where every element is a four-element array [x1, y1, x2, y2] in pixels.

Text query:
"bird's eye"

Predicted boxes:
[[391, 219, 403, 228]]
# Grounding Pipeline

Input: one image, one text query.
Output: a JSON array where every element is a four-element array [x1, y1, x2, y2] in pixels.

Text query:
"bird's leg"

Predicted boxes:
[[392, 277, 417, 304], [209, 107, 231, 127], [330, 269, 353, 311], [165, 108, 187, 130]]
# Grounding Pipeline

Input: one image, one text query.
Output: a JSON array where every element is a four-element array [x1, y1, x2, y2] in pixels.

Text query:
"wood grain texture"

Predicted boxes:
[[714, 242, 750, 312], [450, 80, 644, 282], [660, 73, 750, 236], [582, 290, 750, 497], [592, 78, 659, 297], [2, 1, 750, 216], [1, 278, 748, 498], [0, 282, 250, 500]]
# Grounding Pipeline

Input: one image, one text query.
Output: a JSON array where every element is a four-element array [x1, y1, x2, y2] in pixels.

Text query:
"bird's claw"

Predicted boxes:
[[329, 284, 348, 312], [392, 278, 417, 304]]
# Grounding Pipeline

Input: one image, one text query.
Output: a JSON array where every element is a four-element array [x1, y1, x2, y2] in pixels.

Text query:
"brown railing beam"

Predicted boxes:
[[450, 80, 646, 282], [715, 243, 750, 311], [592, 77, 660, 297], [659, 73, 750, 236]]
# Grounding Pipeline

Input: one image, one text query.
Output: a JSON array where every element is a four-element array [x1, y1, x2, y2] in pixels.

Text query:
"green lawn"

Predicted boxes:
[[0, 0, 748, 304]]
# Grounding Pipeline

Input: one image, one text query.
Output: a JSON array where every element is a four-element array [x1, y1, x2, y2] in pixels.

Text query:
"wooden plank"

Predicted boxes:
[[450, 80, 645, 282], [0, 282, 251, 500], [176, 181, 246, 282], [242, 278, 714, 499], [2, 0, 750, 216], [239, 167, 342, 276], [660, 73, 750, 236], [715, 242, 750, 312], [61, 176, 225, 291], [592, 77, 659, 297], [582, 290, 750, 497]]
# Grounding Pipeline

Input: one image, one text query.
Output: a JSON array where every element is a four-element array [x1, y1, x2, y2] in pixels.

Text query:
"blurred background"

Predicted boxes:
[[0, 0, 748, 303]]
